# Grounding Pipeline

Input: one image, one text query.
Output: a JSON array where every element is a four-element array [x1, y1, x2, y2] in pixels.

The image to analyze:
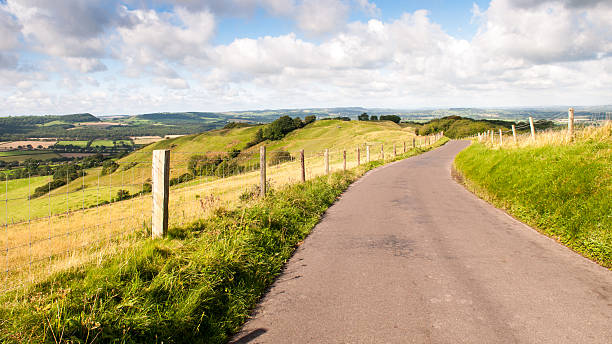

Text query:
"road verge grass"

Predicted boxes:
[[0, 138, 448, 343], [454, 126, 611, 268]]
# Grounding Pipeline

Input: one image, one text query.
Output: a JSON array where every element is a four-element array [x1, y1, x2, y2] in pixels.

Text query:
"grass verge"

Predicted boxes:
[[0, 138, 448, 344], [454, 128, 611, 268]]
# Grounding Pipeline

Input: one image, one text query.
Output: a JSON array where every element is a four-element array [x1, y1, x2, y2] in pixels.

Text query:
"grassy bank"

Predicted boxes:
[[0, 139, 448, 343], [454, 124, 611, 268]]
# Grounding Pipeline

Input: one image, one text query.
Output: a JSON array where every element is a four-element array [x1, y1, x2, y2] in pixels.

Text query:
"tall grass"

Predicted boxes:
[[0, 138, 449, 343], [455, 123, 611, 267]]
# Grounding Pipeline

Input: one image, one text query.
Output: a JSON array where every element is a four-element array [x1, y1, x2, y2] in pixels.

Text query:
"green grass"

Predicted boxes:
[[0, 151, 61, 162], [0, 175, 49, 199], [454, 136, 611, 268], [0, 138, 448, 343]]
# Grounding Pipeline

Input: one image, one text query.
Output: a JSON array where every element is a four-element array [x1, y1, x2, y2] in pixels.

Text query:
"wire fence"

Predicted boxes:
[[471, 112, 611, 148], [0, 134, 443, 292]]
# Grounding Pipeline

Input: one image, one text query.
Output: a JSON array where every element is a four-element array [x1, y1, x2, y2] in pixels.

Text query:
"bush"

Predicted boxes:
[[170, 173, 195, 186], [304, 115, 316, 125], [101, 160, 119, 175], [269, 151, 293, 166], [380, 115, 401, 123], [188, 154, 222, 176]]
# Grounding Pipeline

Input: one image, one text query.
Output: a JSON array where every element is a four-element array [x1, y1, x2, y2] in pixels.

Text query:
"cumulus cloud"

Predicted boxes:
[[473, 0, 612, 64], [2, 0, 612, 115], [117, 7, 215, 71]]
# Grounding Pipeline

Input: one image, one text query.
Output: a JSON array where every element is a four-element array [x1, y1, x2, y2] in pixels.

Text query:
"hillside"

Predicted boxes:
[[409, 115, 555, 138], [454, 123, 612, 268]]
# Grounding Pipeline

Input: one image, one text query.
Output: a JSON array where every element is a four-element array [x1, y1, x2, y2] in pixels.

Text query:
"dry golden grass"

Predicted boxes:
[[477, 121, 612, 149]]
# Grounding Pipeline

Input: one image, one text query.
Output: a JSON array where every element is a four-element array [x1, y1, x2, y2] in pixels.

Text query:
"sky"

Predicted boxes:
[[1, 0, 611, 116]]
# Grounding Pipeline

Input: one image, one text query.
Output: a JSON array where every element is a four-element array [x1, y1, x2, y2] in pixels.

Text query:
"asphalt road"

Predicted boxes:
[[230, 140, 612, 344]]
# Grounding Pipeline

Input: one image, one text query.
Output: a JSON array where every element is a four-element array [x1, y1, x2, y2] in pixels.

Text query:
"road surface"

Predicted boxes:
[[231, 140, 612, 344]]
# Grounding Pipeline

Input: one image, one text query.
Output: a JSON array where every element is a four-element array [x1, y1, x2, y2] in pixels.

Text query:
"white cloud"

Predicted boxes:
[[296, 0, 349, 35], [117, 7, 215, 74], [2, 0, 612, 115]]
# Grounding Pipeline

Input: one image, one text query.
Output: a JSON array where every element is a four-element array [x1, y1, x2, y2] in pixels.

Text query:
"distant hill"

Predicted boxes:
[[0, 113, 99, 138]]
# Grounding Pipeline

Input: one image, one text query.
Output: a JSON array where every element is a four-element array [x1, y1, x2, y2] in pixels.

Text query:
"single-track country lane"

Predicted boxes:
[[230, 140, 612, 344]]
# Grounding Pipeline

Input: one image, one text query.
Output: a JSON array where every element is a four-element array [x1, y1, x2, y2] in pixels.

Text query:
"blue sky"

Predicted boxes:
[[1, 0, 612, 115]]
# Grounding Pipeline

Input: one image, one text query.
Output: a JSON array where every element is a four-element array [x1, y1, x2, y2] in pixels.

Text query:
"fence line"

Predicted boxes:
[[0, 133, 444, 292], [472, 109, 611, 148]]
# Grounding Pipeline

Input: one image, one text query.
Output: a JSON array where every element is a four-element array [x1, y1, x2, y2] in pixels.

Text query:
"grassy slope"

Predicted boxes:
[[454, 127, 611, 268], [2, 121, 414, 223], [0, 138, 448, 343]]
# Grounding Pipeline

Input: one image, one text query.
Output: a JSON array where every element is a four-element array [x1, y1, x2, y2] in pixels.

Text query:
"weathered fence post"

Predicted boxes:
[[403, 141, 406, 153], [152, 149, 170, 238], [499, 129, 503, 146], [529, 116, 535, 141], [343, 150, 346, 170], [300, 149, 305, 182], [512, 125, 517, 144], [393, 144, 397, 157], [260, 145, 266, 197], [413, 137, 416, 149], [381, 144, 384, 160], [366, 145, 370, 162], [324, 149, 329, 174], [357, 146, 361, 165], [568, 107, 575, 139]]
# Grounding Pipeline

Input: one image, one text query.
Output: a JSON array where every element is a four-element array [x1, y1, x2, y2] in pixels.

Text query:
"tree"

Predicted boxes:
[[304, 115, 316, 125], [380, 115, 401, 123], [370, 115, 378, 121], [358, 113, 369, 121]]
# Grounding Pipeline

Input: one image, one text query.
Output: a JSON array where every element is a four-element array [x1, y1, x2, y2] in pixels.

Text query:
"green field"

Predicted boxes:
[[454, 124, 612, 268], [0, 151, 61, 162], [56, 140, 133, 147]]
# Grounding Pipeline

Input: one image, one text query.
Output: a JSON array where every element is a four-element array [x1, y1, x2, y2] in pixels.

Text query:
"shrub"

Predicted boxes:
[[101, 160, 119, 175], [269, 151, 293, 166]]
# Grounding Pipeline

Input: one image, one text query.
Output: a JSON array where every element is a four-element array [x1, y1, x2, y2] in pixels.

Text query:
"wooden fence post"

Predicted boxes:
[[357, 146, 361, 165], [529, 116, 535, 141], [393, 144, 397, 157], [413, 137, 416, 149], [512, 125, 517, 144], [300, 149, 305, 182], [260, 146, 267, 197], [343, 150, 346, 170], [152, 149, 170, 238], [381, 144, 384, 160], [324, 149, 329, 174], [366, 145, 370, 162], [403, 141, 406, 153], [490, 130, 493, 144], [499, 129, 503, 146], [568, 107, 574, 139]]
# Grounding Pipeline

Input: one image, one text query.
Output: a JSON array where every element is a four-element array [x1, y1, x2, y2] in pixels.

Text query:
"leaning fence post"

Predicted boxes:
[[366, 145, 370, 162], [357, 146, 361, 165], [300, 149, 305, 182], [499, 129, 503, 146], [568, 107, 574, 139], [324, 149, 329, 174], [512, 125, 517, 144], [529, 116, 535, 141], [343, 150, 346, 170], [260, 145, 266, 197], [152, 149, 170, 238]]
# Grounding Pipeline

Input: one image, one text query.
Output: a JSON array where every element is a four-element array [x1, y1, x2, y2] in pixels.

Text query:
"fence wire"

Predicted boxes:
[[0, 134, 443, 292]]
